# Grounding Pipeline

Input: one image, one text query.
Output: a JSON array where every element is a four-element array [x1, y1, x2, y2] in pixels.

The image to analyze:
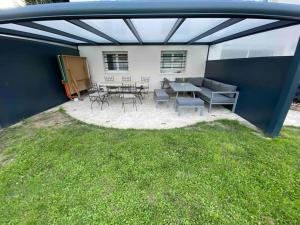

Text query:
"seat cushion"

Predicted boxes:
[[176, 97, 204, 106], [154, 89, 169, 100], [198, 87, 235, 103], [197, 87, 212, 102], [210, 94, 235, 103]]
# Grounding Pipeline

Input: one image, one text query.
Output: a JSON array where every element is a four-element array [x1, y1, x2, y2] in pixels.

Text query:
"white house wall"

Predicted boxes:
[[78, 45, 208, 90]]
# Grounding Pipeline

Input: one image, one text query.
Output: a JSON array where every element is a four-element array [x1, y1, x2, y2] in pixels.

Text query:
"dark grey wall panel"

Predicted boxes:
[[205, 57, 293, 134], [295, 84, 300, 101], [0, 37, 79, 128]]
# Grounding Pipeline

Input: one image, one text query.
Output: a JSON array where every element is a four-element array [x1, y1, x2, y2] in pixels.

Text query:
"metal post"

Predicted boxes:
[[267, 38, 300, 137]]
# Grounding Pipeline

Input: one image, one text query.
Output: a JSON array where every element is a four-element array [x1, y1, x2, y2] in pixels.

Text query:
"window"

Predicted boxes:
[[160, 50, 187, 74], [103, 52, 128, 72]]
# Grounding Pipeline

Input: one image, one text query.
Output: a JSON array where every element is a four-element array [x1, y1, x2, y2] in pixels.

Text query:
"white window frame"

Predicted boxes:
[[103, 51, 129, 73], [160, 50, 187, 74]]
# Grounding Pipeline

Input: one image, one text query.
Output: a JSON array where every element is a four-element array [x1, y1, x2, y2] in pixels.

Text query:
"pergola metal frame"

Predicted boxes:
[[0, 1, 299, 47]]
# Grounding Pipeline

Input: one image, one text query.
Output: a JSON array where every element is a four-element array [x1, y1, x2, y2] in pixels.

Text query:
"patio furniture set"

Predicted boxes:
[[155, 77, 239, 116], [87, 76, 150, 112], [88, 75, 239, 116]]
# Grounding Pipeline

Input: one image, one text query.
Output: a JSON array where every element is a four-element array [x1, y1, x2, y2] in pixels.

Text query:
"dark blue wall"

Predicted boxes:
[[295, 83, 300, 101], [205, 57, 293, 134], [0, 37, 79, 128]]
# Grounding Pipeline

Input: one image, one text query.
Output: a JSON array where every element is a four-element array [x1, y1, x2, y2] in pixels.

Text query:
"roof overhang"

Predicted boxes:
[[0, 0, 299, 47]]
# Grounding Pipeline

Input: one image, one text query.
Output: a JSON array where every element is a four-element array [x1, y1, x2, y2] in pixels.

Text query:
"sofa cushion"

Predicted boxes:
[[176, 97, 204, 106], [186, 77, 204, 87], [210, 94, 236, 103], [154, 89, 169, 101], [217, 83, 237, 98], [197, 87, 212, 102], [211, 80, 222, 91], [203, 78, 214, 89], [197, 87, 235, 103]]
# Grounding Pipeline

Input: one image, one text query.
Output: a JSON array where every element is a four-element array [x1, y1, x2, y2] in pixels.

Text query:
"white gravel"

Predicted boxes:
[[62, 95, 253, 129]]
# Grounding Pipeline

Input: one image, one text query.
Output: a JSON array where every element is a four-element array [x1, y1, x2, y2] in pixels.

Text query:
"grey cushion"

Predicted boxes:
[[186, 77, 204, 87], [176, 97, 204, 106], [203, 78, 237, 98], [211, 94, 235, 103], [197, 87, 212, 102], [211, 80, 221, 91], [154, 89, 169, 100], [203, 78, 214, 89], [218, 83, 237, 98], [197, 87, 235, 103]]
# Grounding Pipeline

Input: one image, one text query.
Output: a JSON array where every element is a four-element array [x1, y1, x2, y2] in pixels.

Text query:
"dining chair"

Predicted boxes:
[[122, 76, 131, 82], [140, 76, 150, 98], [104, 76, 118, 97], [87, 82, 109, 110], [104, 76, 114, 82], [119, 83, 137, 112]]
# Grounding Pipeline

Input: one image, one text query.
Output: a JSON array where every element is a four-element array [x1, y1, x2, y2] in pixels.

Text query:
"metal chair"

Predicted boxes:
[[119, 83, 137, 112], [88, 82, 109, 110], [122, 76, 131, 82], [138, 76, 150, 98], [104, 76, 114, 82], [104, 76, 118, 97]]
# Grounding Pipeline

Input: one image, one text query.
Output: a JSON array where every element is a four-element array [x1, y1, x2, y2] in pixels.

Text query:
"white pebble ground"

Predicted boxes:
[[62, 95, 254, 129]]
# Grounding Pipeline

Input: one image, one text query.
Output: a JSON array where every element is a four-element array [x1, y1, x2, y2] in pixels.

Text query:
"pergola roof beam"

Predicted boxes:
[[123, 19, 143, 44], [164, 18, 185, 44], [187, 18, 244, 44], [67, 19, 120, 44], [16, 21, 96, 45], [0, 27, 76, 46]]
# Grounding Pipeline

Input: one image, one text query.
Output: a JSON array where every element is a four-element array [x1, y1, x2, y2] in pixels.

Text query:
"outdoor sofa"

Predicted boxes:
[[162, 77, 239, 112]]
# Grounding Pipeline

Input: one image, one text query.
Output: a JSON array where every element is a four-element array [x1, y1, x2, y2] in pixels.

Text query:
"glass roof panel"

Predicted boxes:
[[197, 19, 277, 42], [131, 18, 177, 42], [81, 19, 137, 42], [35, 20, 111, 43], [208, 25, 300, 60], [0, 23, 84, 43], [169, 18, 229, 42]]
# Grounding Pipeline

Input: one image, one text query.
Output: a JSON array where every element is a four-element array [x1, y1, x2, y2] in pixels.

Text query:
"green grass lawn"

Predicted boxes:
[[0, 111, 299, 224]]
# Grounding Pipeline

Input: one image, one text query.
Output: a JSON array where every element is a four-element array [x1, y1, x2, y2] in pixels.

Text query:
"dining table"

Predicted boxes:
[[169, 82, 201, 98]]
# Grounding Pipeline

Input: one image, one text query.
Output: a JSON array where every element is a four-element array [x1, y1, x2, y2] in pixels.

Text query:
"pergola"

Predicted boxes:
[[0, 1, 299, 46], [0, 0, 300, 137]]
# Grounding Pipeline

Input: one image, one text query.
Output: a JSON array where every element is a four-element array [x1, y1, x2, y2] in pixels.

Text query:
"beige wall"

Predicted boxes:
[[78, 45, 208, 90]]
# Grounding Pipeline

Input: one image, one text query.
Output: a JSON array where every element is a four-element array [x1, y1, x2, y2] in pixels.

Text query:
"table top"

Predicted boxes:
[[100, 81, 148, 87], [169, 82, 201, 92]]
